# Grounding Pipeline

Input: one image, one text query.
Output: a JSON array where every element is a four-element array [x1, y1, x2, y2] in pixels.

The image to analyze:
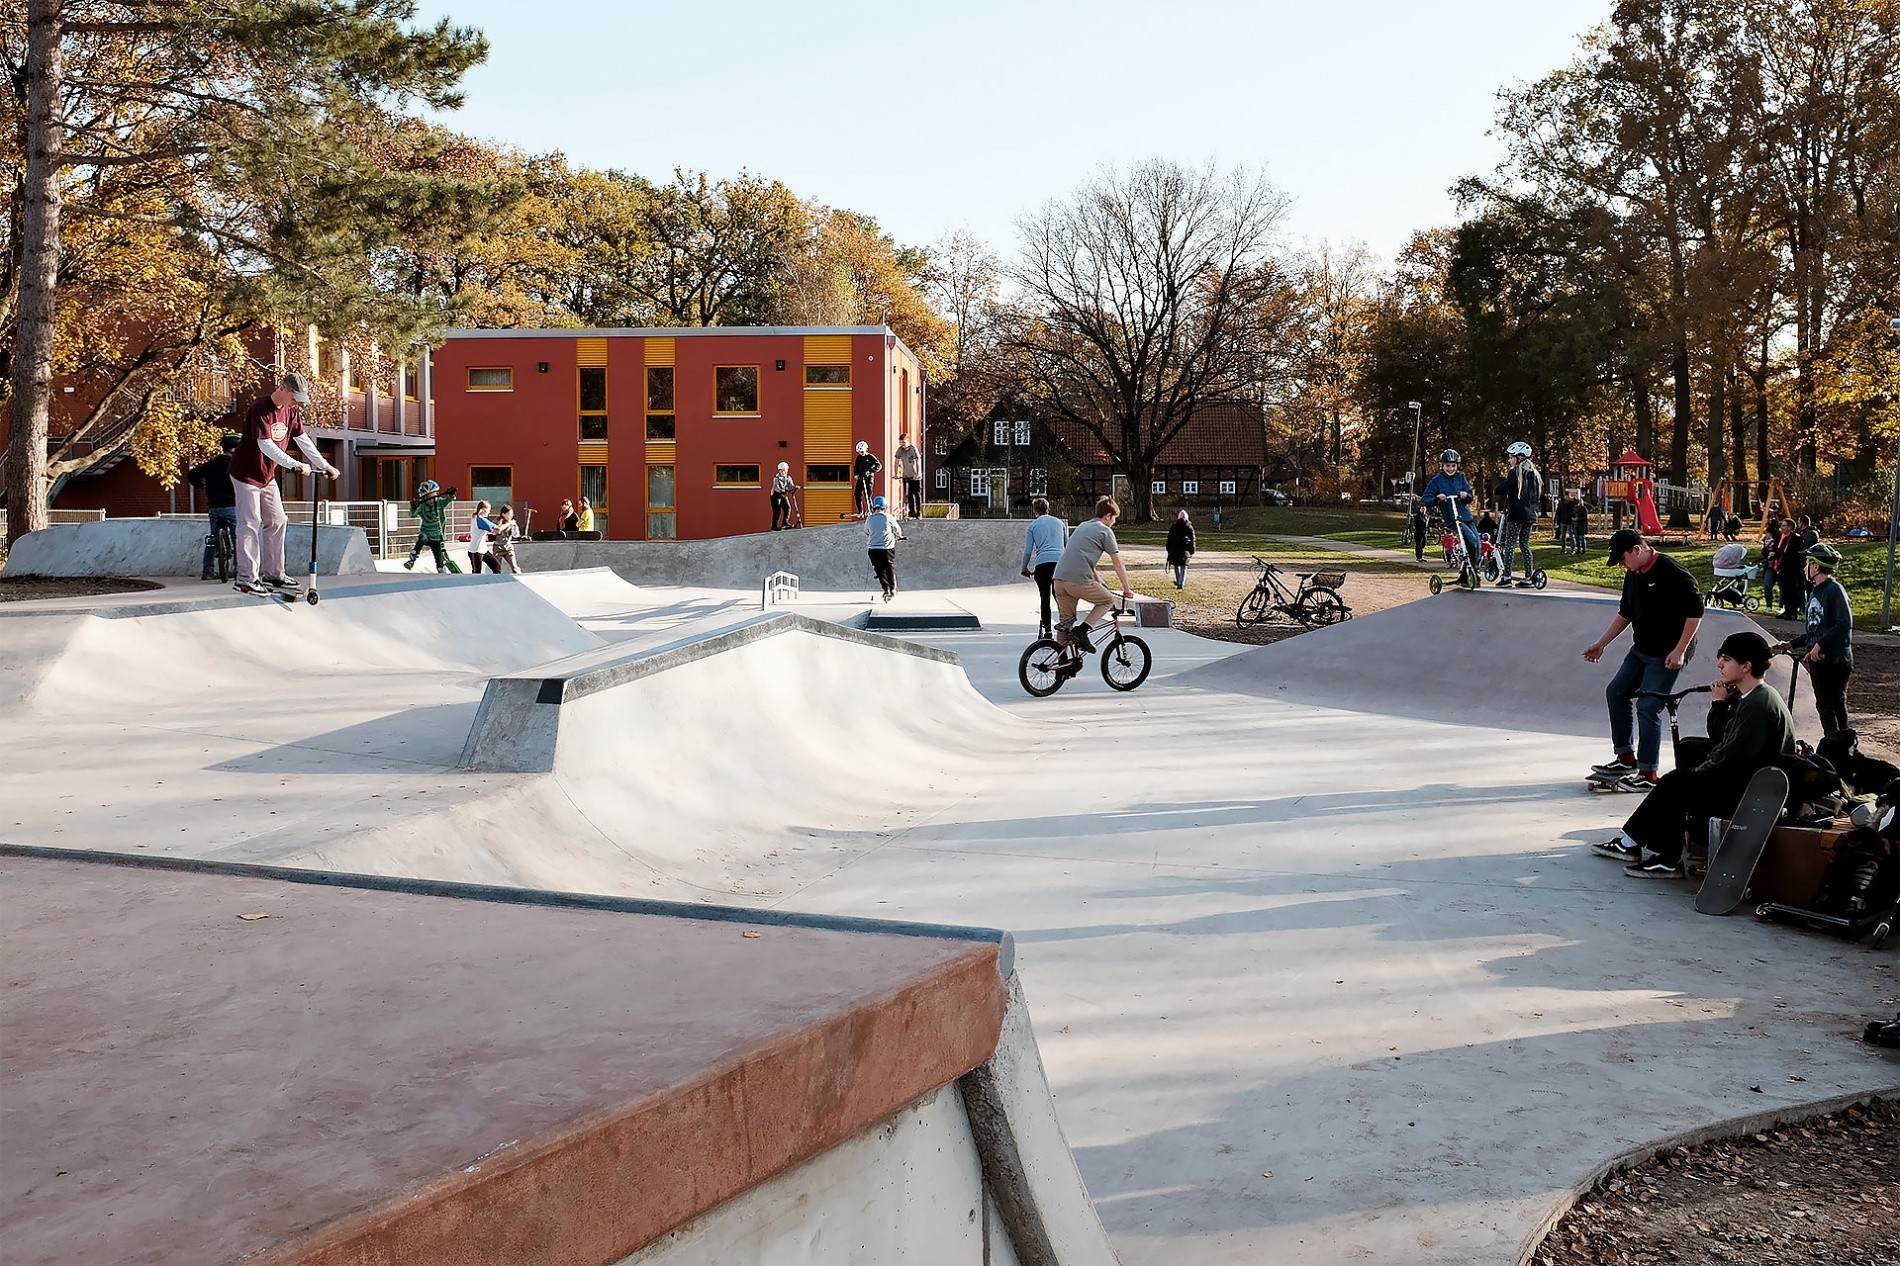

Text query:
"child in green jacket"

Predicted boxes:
[[403, 479, 461, 572]]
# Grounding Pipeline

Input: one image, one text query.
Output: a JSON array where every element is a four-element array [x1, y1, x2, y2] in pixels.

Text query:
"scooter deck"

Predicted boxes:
[[1695, 767, 1790, 915]]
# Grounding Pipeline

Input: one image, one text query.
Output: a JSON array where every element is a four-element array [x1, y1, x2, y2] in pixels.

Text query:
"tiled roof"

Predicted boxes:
[[1044, 400, 1266, 467]]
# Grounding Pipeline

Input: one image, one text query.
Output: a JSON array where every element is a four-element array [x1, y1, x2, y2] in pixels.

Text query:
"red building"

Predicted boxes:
[[431, 326, 926, 539]]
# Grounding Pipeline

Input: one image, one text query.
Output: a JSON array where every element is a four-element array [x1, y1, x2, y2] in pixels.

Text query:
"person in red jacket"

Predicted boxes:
[[227, 372, 339, 594]]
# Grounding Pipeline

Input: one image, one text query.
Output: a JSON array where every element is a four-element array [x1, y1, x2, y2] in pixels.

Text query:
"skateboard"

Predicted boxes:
[[1695, 766, 1790, 915]]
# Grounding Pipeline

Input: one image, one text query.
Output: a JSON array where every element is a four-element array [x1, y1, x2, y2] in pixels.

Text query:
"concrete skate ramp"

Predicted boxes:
[[1179, 587, 1816, 737], [513, 566, 645, 617], [17, 575, 602, 718], [1, 519, 375, 578], [514, 517, 1028, 589], [2, 848, 1117, 1266]]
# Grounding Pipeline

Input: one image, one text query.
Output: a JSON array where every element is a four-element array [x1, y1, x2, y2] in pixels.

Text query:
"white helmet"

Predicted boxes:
[[1506, 441, 1532, 458], [777, 461, 789, 472], [855, 441, 869, 454]]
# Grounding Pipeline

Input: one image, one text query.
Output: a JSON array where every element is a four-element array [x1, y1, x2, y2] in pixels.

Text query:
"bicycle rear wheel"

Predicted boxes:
[[1236, 587, 1272, 626], [1100, 634, 1151, 691], [1018, 639, 1068, 697], [216, 523, 235, 584], [1305, 590, 1348, 626]]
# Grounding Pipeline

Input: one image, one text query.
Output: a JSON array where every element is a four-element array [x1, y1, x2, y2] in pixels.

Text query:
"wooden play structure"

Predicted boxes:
[[1705, 476, 1796, 524], [1599, 449, 1664, 534]]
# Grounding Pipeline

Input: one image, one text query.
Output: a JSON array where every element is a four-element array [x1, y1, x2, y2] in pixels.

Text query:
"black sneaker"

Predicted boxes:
[[1592, 836, 1641, 861], [1625, 856, 1683, 879], [1591, 757, 1638, 778], [1073, 625, 1096, 655], [261, 575, 302, 590], [1612, 771, 1659, 793]]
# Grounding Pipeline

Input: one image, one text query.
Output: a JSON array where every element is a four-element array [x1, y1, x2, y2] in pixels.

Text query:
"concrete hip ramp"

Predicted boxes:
[[1178, 587, 1817, 737], [2, 519, 376, 578]]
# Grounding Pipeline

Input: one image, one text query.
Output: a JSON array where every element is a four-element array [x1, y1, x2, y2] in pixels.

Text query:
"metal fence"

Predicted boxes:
[[0, 508, 107, 538], [153, 500, 475, 560]]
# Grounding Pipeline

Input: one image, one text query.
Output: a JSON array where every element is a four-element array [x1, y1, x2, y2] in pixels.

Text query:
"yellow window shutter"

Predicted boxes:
[[576, 338, 608, 367], [804, 334, 852, 363], [646, 337, 676, 367]]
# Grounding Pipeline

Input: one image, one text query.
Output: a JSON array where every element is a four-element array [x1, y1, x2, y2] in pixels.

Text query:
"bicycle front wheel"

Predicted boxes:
[[216, 524, 235, 584], [1100, 634, 1152, 691], [1236, 587, 1272, 626], [1018, 639, 1068, 697]]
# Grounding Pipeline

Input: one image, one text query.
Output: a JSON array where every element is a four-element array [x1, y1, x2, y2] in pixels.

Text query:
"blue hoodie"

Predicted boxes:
[[1421, 470, 1475, 525]]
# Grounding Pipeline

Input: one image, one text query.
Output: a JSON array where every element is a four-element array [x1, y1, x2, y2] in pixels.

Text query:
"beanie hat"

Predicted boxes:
[[1717, 630, 1772, 675]]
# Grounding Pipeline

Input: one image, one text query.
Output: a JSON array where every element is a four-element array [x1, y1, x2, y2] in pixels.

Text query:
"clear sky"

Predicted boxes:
[[420, 0, 1608, 265]]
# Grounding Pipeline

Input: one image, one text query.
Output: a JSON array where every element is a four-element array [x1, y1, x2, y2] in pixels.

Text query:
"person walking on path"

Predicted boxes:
[[1410, 497, 1431, 562], [1553, 491, 1575, 550], [227, 372, 340, 596], [487, 505, 522, 573], [770, 461, 795, 531], [1776, 542, 1854, 735], [1421, 451, 1482, 581], [1051, 496, 1134, 655], [1021, 497, 1068, 639], [187, 432, 239, 580], [1496, 441, 1542, 586], [403, 479, 461, 572], [866, 496, 905, 600], [1582, 529, 1706, 791], [1593, 630, 1795, 876], [852, 441, 882, 519], [894, 434, 923, 518], [1571, 496, 1590, 554], [1165, 510, 1196, 589]]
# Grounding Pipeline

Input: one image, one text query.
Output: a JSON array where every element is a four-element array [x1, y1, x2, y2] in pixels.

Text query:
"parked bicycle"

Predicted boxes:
[[1018, 601, 1153, 697], [1234, 557, 1352, 627]]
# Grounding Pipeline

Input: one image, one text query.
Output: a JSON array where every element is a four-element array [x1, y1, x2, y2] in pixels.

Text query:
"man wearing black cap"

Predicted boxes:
[[227, 372, 340, 595], [1581, 529, 1706, 791], [1594, 630, 1795, 876]]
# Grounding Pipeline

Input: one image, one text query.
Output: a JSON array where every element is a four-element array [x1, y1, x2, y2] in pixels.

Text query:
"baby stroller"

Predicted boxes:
[[1705, 542, 1761, 612]]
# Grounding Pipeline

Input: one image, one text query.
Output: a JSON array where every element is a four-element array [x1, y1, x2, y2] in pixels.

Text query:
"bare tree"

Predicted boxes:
[[1010, 160, 1290, 521]]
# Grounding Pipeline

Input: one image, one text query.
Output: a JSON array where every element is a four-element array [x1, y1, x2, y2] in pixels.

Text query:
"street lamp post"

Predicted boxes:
[[1407, 401, 1423, 496], [1883, 319, 1900, 631]]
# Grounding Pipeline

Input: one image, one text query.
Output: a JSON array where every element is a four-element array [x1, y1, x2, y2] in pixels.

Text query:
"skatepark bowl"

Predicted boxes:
[[0, 530, 1894, 1266]]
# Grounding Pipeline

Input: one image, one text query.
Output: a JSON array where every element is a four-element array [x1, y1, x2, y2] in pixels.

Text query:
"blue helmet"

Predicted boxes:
[[871, 496, 887, 510]]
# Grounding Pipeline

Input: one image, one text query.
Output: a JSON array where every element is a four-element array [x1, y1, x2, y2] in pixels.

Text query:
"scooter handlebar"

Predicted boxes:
[[1634, 684, 1714, 703]]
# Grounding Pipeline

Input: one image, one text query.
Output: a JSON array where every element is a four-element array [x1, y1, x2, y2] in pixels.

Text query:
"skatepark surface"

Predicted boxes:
[[1, 564, 1893, 1265]]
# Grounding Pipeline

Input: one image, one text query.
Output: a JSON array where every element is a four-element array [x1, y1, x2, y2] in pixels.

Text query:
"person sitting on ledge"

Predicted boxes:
[[1592, 630, 1794, 878]]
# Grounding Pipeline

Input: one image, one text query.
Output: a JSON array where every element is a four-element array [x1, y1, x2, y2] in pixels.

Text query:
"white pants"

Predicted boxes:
[[231, 478, 287, 584]]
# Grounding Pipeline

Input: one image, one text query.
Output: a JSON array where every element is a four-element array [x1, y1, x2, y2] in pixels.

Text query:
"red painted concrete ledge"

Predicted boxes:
[[0, 848, 1011, 1266]]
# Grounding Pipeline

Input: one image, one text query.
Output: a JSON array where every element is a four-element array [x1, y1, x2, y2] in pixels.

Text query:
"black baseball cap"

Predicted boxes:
[[1606, 528, 1643, 563]]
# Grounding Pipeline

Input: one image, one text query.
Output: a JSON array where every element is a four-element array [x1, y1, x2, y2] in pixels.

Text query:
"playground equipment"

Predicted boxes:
[[1598, 449, 1664, 534], [1703, 476, 1796, 526]]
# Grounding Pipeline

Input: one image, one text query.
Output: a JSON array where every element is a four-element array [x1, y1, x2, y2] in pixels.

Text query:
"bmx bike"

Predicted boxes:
[[1234, 557, 1351, 627], [208, 518, 236, 583], [1018, 601, 1153, 697]]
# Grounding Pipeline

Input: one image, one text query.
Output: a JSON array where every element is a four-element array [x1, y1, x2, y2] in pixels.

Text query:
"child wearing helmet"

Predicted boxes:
[[1420, 450, 1482, 582], [865, 494, 905, 600], [403, 478, 462, 572], [1775, 542, 1854, 735], [852, 440, 882, 519], [1497, 441, 1542, 586], [771, 461, 795, 531]]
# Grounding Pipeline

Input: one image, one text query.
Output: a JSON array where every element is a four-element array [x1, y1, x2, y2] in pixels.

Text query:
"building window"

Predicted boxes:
[[579, 366, 607, 440], [647, 366, 675, 440], [935, 468, 948, 489], [714, 366, 760, 414], [467, 367, 512, 392], [1183, 480, 1199, 495], [470, 466, 513, 507], [806, 365, 850, 386], [806, 464, 850, 484], [1219, 479, 1237, 495], [1152, 480, 1167, 495], [402, 363, 418, 401], [580, 465, 607, 510], [1029, 468, 1048, 496], [933, 434, 947, 456], [1013, 419, 1030, 447], [993, 419, 1011, 446], [714, 464, 761, 487], [970, 469, 991, 496], [647, 464, 676, 539]]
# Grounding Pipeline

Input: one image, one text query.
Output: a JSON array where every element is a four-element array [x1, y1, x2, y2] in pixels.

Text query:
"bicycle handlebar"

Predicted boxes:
[[1634, 685, 1714, 703]]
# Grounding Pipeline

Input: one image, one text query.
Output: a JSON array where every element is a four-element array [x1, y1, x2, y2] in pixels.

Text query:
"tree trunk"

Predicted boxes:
[[5, 0, 64, 546], [1668, 337, 1691, 479], [1705, 356, 1727, 497], [1632, 376, 1653, 462], [1753, 341, 1771, 496], [1728, 368, 1748, 495]]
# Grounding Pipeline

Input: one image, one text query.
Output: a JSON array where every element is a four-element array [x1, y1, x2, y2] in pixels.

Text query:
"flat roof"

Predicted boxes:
[[1, 849, 1007, 1266], [443, 325, 896, 341]]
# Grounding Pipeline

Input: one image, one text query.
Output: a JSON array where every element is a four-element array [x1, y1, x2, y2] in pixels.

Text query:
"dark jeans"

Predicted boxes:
[[1623, 766, 1754, 865], [200, 505, 236, 576], [903, 477, 923, 518], [1034, 562, 1057, 638], [771, 492, 790, 530], [1808, 659, 1851, 736], [1606, 648, 1682, 773], [854, 476, 874, 516], [868, 548, 896, 594]]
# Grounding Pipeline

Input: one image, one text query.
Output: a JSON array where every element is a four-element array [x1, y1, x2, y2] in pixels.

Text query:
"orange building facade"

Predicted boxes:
[[431, 327, 926, 540]]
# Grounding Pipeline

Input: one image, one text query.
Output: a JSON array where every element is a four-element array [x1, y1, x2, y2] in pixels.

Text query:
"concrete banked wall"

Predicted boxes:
[[1, 519, 376, 578], [514, 518, 1030, 590], [1, 849, 1120, 1266]]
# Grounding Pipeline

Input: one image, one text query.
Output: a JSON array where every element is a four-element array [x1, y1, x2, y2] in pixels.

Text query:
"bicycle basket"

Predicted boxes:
[[1312, 570, 1347, 590]]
